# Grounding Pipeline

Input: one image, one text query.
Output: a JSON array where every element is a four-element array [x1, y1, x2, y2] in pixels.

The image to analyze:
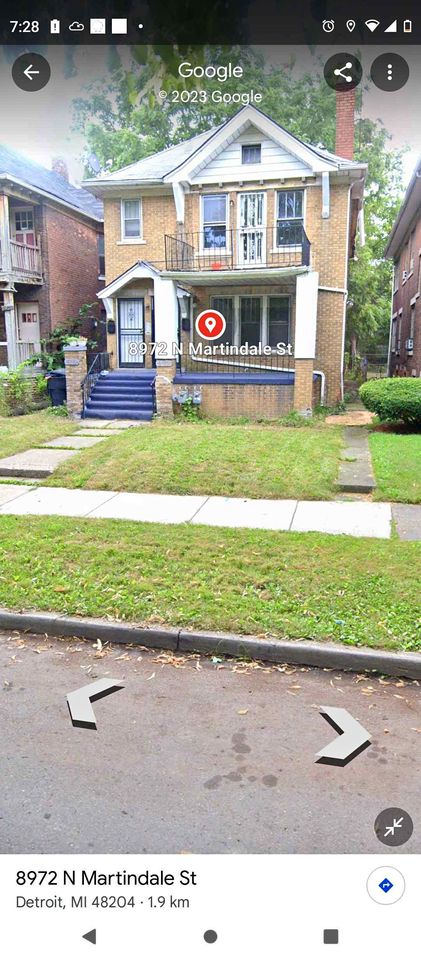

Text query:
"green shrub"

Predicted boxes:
[[360, 378, 421, 425], [0, 367, 49, 416]]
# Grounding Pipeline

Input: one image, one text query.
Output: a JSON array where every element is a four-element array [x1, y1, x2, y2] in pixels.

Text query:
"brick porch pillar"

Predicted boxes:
[[63, 339, 87, 417], [293, 359, 314, 415], [155, 359, 176, 418]]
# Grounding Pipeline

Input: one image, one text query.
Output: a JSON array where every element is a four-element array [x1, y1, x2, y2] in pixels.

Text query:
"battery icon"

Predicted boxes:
[[403, 19, 412, 32], [50, 19, 60, 33]]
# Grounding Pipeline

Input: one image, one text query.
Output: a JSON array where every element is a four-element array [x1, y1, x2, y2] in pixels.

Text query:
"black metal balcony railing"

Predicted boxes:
[[165, 224, 310, 272]]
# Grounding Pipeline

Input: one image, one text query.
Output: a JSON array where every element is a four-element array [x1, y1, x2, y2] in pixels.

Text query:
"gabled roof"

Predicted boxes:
[[385, 158, 421, 259], [85, 105, 365, 191], [0, 144, 103, 222]]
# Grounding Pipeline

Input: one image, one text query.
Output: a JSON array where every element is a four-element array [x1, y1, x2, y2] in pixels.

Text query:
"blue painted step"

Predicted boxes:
[[84, 371, 156, 420]]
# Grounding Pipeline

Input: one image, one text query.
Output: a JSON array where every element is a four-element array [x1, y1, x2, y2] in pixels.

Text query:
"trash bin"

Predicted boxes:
[[46, 369, 67, 407]]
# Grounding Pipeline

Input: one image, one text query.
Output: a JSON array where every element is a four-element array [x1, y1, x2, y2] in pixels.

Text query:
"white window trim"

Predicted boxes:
[[120, 198, 143, 241], [199, 193, 230, 255], [273, 188, 306, 252], [12, 205, 35, 240]]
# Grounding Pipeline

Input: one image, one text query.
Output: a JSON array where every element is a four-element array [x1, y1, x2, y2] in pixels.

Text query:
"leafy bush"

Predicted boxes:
[[0, 367, 49, 416], [360, 378, 421, 425]]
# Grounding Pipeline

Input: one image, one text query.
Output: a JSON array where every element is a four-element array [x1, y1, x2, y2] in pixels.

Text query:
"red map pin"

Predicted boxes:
[[195, 309, 226, 340]]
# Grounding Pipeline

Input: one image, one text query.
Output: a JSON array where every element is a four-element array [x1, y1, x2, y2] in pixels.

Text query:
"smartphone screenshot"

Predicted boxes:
[[0, 1, 420, 956]]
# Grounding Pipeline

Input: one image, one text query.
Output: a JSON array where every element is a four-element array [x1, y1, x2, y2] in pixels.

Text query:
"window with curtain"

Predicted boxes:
[[276, 190, 304, 246], [202, 194, 227, 249], [122, 199, 142, 239]]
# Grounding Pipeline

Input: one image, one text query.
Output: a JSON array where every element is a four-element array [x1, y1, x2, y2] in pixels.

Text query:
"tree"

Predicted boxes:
[[73, 46, 406, 357]]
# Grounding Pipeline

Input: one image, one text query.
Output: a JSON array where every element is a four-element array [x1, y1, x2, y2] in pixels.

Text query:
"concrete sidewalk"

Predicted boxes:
[[0, 481, 411, 538]]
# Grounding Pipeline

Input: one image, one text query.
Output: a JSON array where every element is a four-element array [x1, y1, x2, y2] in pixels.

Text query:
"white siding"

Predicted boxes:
[[190, 126, 311, 184]]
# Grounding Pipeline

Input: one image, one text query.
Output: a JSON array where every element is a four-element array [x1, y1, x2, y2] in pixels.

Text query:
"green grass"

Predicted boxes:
[[45, 421, 342, 501], [370, 432, 421, 503], [0, 515, 420, 651], [0, 410, 77, 458]]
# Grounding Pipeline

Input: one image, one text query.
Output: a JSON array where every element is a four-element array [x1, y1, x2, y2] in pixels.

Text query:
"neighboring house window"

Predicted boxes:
[[202, 194, 227, 249], [210, 297, 234, 343], [391, 318, 397, 353], [13, 207, 35, 246], [241, 144, 261, 165], [409, 304, 416, 345], [121, 199, 142, 239], [397, 316, 402, 352], [408, 229, 415, 272], [268, 296, 290, 348], [276, 190, 304, 246], [393, 262, 399, 294], [98, 234, 105, 276]]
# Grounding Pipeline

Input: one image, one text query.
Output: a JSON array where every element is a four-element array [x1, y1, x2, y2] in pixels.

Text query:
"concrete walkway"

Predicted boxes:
[[0, 482, 407, 538]]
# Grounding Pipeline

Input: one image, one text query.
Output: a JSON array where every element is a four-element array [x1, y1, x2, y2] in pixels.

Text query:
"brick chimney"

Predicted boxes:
[[335, 89, 355, 160], [51, 156, 69, 181]]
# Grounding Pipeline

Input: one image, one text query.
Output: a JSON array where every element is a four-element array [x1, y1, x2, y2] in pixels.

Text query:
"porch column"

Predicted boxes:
[[153, 277, 179, 418], [0, 195, 11, 274], [293, 271, 319, 415], [64, 339, 87, 417], [3, 290, 18, 369]]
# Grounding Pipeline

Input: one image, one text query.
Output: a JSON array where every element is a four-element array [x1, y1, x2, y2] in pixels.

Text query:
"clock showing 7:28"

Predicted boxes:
[[10, 20, 40, 33]]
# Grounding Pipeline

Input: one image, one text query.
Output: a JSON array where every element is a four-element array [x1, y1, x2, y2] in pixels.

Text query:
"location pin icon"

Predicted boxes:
[[205, 317, 217, 333], [346, 19, 356, 31]]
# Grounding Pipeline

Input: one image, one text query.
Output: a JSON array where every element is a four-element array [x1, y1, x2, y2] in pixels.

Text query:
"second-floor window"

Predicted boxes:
[[276, 189, 304, 246], [202, 194, 227, 249], [13, 207, 35, 246], [121, 199, 142, 240]]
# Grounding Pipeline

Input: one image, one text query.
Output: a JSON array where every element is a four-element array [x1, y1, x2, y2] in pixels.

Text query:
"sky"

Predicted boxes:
[[0, 43, 419, 187]]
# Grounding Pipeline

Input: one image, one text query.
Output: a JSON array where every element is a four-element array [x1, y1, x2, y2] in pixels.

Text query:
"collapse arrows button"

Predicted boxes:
[[315, 706, 371, 767], [67, 679, 124, 730]]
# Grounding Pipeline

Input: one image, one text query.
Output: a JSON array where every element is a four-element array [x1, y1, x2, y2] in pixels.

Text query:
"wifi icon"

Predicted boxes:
[[365, 18, 380, 31]]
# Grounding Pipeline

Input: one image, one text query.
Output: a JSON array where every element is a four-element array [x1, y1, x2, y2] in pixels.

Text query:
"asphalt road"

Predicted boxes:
[[1, 630, 420, 854]]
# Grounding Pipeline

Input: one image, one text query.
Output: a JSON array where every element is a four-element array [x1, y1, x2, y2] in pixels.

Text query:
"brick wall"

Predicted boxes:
[[199, 382, 294, 419], [104, 194, 176, 282], [45, 204, 102, 333]]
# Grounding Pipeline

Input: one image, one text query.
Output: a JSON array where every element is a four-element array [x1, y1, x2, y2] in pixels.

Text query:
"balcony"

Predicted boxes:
[[164, 224, 310, 274], [0, 237, 43, 282]]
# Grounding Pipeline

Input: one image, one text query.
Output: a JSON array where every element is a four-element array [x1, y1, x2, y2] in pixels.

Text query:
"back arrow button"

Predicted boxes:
[[12, 53, 51, 92]]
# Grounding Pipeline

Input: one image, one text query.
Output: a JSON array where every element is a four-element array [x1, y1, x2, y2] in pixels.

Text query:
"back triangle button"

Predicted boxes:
[[83, 929, 97, 945]]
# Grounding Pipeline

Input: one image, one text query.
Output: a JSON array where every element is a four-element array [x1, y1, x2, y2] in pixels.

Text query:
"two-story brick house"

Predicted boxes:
[[85, 100, 366, 420], [0, 145, 104, 369], [385, 158, 421, 378]]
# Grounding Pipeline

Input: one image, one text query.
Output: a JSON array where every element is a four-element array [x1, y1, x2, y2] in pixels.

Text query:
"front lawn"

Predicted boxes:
[[0, 515, 419, 651], [0, 410, 77, 459], [45, 421, 342, 501], [370, 432, 421, 503]]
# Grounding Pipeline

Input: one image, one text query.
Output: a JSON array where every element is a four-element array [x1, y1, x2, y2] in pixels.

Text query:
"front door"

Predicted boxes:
[[16, 302, 40, 362], [118, 298, 145, 367], [238, 192, 265, 265]]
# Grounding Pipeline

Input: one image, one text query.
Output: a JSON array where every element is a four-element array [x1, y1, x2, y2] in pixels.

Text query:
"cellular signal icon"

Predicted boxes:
[[385, 19, 398, 32], [365, 18, 380, 31]]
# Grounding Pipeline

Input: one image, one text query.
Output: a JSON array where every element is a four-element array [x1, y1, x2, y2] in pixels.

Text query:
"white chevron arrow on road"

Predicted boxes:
[[315, 706, 371, 767], [67, 678, 124, 730]]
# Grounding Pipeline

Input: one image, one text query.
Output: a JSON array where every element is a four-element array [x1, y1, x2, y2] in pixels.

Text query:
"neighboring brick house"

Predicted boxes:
[[0, 146, 104, 369], [86, 100, 366, 420], [385, 159, 421, 378]]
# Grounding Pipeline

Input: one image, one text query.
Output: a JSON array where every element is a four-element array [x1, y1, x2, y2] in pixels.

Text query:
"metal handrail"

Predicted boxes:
[[81, 352, 110, 415]]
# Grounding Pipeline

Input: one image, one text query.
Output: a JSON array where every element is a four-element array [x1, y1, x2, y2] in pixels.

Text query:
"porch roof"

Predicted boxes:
[[161, 266, 308, 286]]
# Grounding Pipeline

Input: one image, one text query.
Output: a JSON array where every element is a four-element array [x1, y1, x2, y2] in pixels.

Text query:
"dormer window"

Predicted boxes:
[[241, 144, 261, 165]]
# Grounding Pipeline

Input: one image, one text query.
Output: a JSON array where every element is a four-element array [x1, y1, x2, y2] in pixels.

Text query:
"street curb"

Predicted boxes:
[[0, 608, 420, 680]]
